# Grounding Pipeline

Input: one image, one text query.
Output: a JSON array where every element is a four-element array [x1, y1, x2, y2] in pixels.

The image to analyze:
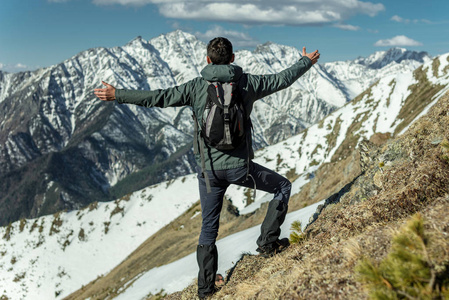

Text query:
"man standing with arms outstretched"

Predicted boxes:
[[95, 37, 319, 299]]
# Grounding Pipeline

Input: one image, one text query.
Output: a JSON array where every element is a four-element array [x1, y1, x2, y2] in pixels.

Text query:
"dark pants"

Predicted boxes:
[[196, 161, 291, 296], [197, 161, 291, 245]]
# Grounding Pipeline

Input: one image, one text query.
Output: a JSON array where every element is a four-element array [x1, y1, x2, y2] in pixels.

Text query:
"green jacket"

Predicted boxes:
[[115, 56, 312, 170]]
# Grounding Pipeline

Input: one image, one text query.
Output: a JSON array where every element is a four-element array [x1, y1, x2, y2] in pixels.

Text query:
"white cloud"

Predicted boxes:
[[374, 35, 423, 47], [14, 63, 28, 69], [333, 23, 360, 31], [0, 63, 34, 73], [391, 15, 431, 24], [391, 15, 406, 23], [92, 0, 150, 5], [93, 0, 385, 27], [195, 26, 259, 48]]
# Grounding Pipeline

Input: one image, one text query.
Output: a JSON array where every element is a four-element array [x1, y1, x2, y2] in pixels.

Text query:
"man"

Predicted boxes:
[[94, 37, 319, 299]]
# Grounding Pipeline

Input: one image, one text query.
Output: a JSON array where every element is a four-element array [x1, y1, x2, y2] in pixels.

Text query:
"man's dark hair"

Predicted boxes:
[[207, 37, 233, 65]]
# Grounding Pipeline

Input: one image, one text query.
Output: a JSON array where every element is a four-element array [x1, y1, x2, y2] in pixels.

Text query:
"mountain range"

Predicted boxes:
[[0, 30, 431, 227], [0, 30, 448, 299]]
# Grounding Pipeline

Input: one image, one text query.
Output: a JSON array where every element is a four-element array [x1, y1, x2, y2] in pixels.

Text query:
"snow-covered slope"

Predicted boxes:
[[1, 52, 447, 300], [0, 174, 200, 299]]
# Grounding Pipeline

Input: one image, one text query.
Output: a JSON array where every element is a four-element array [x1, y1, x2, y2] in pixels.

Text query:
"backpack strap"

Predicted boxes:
[[193, 113, 199, 155], [245, 122, 256, 200], [192, 112, 211, 193]]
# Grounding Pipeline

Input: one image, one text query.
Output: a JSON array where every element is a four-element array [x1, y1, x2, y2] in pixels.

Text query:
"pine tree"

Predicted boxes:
[[355, 213, 449, 299], [289, 220, 306, 244]]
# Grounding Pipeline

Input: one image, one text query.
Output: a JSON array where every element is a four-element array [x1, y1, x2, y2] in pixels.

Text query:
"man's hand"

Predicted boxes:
[[94, 81, 116, 101], [302, 47, 320, 65]]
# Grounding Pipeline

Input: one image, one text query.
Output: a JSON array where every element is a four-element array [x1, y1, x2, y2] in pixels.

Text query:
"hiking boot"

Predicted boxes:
[[256, 238, 290, 258], [198, 285, 221, 299]]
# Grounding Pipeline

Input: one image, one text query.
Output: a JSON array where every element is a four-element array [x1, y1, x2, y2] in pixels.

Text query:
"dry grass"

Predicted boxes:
[[172, 197, 448, 300]]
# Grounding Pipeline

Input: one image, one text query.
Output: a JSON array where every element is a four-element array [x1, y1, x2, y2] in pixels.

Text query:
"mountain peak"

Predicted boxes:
[[254, 41, 296, 53], [153, 30, 201, 46], [354, 47, 430, 69], [167, 29, 195, 38], [124, 35, 148, 48]]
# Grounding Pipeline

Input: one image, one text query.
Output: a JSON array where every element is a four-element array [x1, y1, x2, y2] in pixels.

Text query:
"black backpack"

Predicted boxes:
[[200, 80, 248, 150], [193, 76, 255, 194]]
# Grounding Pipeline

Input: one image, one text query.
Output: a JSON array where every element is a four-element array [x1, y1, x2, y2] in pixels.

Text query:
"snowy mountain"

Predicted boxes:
[[354, 47, 429, 69], [323, 47, 431, 100], [0, 31, 331, 226], [1, 48, 447, 300], [0, 31, 430, 227]]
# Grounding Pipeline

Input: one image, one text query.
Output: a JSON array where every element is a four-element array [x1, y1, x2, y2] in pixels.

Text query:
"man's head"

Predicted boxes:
[[207, 37, 234, 65]]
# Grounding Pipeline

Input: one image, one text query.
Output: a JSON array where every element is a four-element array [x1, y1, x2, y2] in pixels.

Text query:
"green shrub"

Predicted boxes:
[[356, 213, 449, 299], [289, 220, 306, 244]]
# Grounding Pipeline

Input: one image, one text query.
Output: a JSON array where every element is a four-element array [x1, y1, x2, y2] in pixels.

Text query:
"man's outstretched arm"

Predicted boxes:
[[247, 46, 320, 100], [94, 80, 195, 108]]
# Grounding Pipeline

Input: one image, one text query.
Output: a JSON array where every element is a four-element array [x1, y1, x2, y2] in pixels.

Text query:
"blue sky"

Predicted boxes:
[[1, 0, 448, 72]]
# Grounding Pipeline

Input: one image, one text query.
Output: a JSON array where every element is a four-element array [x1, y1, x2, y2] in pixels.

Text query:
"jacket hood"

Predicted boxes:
[[200, 64, 243, 82]]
